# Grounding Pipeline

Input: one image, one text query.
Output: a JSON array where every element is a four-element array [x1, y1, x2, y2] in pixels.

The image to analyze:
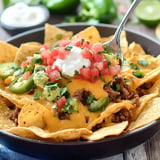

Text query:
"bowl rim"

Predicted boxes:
[[6, 22, 160, 45], [2, 22, 160, 147]]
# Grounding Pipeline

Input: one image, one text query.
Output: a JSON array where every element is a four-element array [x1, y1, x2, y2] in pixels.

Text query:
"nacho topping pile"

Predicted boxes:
[[0, 23, 160, 142]]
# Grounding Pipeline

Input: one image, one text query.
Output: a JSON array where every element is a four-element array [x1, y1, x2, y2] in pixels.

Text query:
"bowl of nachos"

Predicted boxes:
[[0, 23, 160, 159]]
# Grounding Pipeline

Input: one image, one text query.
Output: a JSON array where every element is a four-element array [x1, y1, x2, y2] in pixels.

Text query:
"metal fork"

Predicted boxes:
[[102, 0, 141, 65]]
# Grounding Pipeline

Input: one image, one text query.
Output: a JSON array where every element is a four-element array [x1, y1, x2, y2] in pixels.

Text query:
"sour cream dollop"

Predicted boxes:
[[0, 2, 49, 27], [52, 46, 91, 77]]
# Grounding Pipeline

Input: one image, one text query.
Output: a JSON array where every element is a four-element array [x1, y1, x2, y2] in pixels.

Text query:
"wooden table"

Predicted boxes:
[[0, 0, 160, 160]]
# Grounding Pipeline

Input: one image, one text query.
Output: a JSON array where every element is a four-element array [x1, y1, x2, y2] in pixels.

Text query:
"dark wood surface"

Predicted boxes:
[[0, 0, 160, 159]]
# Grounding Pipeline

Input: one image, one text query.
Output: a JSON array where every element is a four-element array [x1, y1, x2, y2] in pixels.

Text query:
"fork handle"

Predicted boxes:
[[114, 0, 142, 41]]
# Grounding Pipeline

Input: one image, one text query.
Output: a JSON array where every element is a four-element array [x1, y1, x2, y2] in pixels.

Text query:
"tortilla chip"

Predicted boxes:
[[8, 126, 91, 142], [75, 26, 101, 43], [101, 35, 113, 43], [128, 97, 160, 131], [18, 103, 45, 129], [14, 43, 40, 65], [83, 121, 128, 141], [120, 31, 128, 55], [134, 66, 160, 89], [127, 42, 146, 57], [0, 89, 33, 109], [0, 41, 18, 63], [0, 96, 15, 130], [87, 101, 133, 130], [132, 93, 158, 121], [44, 23, 73, 46]]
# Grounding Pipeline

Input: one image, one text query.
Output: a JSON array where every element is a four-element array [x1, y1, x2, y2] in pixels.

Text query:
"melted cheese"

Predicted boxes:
[[61, 75, 112, 99]]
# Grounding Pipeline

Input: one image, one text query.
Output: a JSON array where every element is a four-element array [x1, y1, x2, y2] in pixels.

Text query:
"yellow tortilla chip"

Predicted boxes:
[[134, 66, 160, 89], [0, 96, 15, 130], [132, 93, 158, 121], [18, 103, 45, 129], [14, 43, 40, 65], [0, 41, 18, 63], [128, 97, 160, 131], [127, 42, 146, 58], [44, 23, 73, 46], [83, 121, 128, 141], [120, 31, 128, 55], [87, 101, 133, 130], [8, 126, 91, 142], [75, 26, 101, 43]]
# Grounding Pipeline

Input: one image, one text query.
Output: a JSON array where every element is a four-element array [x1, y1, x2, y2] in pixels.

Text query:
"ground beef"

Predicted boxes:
[[9, 107, 21, 126], [92, 120, 105, 131], [74, 89, 91, 105], [104, 76, 135, 102], [104, 86, 120, 102], [58, 112, 70, 120], [112, 108, 131, 123], [136, 82, 153, 96]]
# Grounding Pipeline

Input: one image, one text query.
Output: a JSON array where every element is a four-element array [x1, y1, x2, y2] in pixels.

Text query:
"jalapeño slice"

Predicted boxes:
[[88, 97, 109, 112], [9, 74, 34, 94], [0, 62, 19, 79]]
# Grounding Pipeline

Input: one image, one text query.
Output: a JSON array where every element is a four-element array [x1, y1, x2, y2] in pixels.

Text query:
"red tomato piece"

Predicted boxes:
[[108, 65, 121, 76], [90, 67, 99, 82], [81, 48, 92, 61], [48, 70, 61, 82], [59, 39, 71, 47], [40, 44, 49, 50], [22, 71, 31, 80], [92, 53, 103, 62], [94, 62, 104, 70], [58, 47, 70, 60], [82, 40, 92, 49], [56, 96, 66, 113], [91, 43, 104, 54], [80, 67, 91, 81]]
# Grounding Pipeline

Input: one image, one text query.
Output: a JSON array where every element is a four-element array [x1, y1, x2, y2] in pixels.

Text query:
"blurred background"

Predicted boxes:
[[0, 0, 160, 41]]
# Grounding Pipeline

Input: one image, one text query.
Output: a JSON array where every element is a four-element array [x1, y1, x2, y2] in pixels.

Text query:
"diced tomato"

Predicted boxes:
[[92, 53, 103, 62], [56, 96, 66, 113], [103, 60, 108, 68], [91, 43, 104, 54], [48, 70, 61, 82], [90, 68, 99, 82], [59, 39, 71, 47], [21, 62, 29, 68], [94, 62, 104, 70], [40, 44, 49, 51], [82, 40, 92, 49], [22, 71, 31, 80], [80, 67, 91, 81], [47, 49, 59, 65], [70, 39, 82, 47], [81, 48, 92, 61], [58, 47, 70, 60], [41, 49, 51, 64], [108, 65, 121, 76]]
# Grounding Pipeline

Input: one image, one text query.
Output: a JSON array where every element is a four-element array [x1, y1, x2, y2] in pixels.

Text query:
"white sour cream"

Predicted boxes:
[[1, 2, 48, 27], [53, 46, 91, 77]]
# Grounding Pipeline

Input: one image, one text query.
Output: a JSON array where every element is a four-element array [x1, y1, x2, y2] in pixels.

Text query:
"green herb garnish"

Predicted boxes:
[[132, 70, 145, 78], [138, 60, 149, 67], [34, 91, 42, 100]]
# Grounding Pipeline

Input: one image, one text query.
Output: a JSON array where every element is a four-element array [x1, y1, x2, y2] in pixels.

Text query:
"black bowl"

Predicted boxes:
[[1, 23, 160, 160]]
